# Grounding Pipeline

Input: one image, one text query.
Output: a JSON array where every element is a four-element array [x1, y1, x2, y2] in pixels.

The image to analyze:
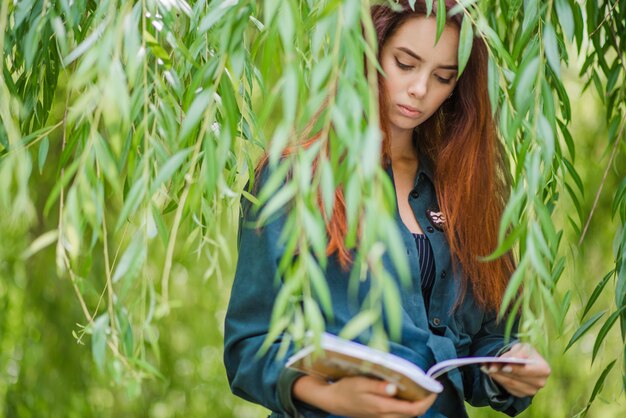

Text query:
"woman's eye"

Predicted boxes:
[[394, 57, 412, 70], [435, 75, 452, 84]]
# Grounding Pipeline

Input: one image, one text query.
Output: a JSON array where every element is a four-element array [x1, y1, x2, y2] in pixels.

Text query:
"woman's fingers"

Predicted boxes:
[[372, 393, 437, 417], [490, 372, 542, 397], [485, 363, 550, 380], [294, 371, 438, 417], [486, 343, 551, 397], [360, 378, 398, 397], [360, 378, 436, 415]]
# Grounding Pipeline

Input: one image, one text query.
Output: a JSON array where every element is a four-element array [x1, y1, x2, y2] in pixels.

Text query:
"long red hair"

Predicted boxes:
[[257, 0, 513, 312]]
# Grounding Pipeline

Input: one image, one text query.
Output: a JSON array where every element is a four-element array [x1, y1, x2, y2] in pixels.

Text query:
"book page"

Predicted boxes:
[[426, 357, 534, 379]]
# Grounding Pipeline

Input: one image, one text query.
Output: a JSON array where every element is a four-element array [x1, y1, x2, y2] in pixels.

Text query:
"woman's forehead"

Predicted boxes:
[[386, 16, 459, 65]]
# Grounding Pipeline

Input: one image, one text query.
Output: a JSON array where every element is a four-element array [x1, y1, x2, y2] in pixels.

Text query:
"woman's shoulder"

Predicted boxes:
[[247, 157, 292, 196]]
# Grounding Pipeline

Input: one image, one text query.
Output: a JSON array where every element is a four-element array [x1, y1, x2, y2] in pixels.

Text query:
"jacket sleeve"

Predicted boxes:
[[463, 309, 532, 416], [223, 168, 309, 416]]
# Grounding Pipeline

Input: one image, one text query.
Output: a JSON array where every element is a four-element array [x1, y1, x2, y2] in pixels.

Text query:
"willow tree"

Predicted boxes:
[[1, 0, 625, 415]]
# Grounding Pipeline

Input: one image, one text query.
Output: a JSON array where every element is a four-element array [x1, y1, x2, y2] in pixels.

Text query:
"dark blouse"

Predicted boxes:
[[412, 232, 436, 312]]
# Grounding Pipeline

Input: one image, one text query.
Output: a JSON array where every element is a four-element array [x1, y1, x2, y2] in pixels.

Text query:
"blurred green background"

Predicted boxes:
[[2, 57, 625, 418]]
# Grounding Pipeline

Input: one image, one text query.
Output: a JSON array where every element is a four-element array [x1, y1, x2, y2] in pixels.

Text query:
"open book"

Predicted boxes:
[[286, 332, 533, 401]]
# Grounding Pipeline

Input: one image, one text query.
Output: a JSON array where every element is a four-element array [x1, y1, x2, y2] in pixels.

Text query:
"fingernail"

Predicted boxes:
[[385, 383, 397, 396], [488, 366, 498, 373], [502, 366, 513, 373], [480, 366, 490, 374]]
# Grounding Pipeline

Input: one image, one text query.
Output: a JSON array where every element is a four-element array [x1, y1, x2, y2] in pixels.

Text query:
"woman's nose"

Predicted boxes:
[[408, 74, 428, 99]]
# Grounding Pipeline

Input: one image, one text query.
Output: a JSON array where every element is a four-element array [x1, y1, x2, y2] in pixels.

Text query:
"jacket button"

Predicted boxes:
[[432, 317, 441, 326], [410, 190, 419, 199], [426, 226, 434, 233], [440, 270, 446, 279]]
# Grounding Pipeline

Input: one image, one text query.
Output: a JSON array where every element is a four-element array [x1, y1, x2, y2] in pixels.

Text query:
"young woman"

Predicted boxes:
[[224, 1, 551, 417]]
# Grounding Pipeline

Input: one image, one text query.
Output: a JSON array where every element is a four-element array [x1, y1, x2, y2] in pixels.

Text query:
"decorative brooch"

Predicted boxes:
[[426, 209, 446, 231]]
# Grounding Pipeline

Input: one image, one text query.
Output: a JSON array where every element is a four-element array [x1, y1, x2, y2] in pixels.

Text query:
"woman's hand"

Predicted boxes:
[[293, 375, 437, 418], [485, 343, 551, 398]]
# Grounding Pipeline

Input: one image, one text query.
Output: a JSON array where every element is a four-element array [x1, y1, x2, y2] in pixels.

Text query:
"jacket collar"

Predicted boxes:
[[415, 152, 435, 186]]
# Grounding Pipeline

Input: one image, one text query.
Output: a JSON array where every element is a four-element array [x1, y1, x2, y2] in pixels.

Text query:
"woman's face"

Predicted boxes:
[[380, 16, 459, 140]]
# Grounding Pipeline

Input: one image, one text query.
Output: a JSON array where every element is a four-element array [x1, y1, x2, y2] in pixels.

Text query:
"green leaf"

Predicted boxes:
[[499, 260, 527, 316], [257, 160, 291, 204], [361, 125, 381, 179], [257, 183, 296, 225], [382, 274, 402, 341], [507, 0, 523, 21], [198, 0, 237, 33], [527, 228, 551, 282], [22, 229, 59, 259], [551, 70, 571, 121], [277, 2, 295, 51], [319, 159, 335, 220], [480, 24, 514, 69], [116, 307, 134, 356], [63, 20, 107, 66], [282, 67, 298, 124], [302, 206, 326, 261], [263, 0, 281, 26], [112, 231, 146, 283], [487, 55, 499, 114], [259, 316, 291, 356], [38, 136, 49, 174], [514, 56, 539, 112], [555, 0, 575, 41], [565, 310, 606, 352], [537, 113, 555, 161], [91, 313, 109, 371], [425, 0, 433, 16], [435, 0, 446, 44], [607, 113, 621, 145], [558, 119, 575, 158], [559, 290, 572, 330], [383, 218, 410, 286], [484, 223, 523, 261], [308, 257, 333, 319], [149, 148, 192, 196], [582, 271, 614, 319], [179, 90, 212, 142], [522, 0, 539, 32], [339, 310, 379, 341], [572, 0, 584, 49], [43, 157, 81, 216], [616, 258, 626, 321], [562, 158, 584, 196], [311, 56, 334, 92], [115, 177, 147, 232], [457, 14, 473, 78], [129, 358, 166, 380], [304, 297, 325, 337], [543, 22, 560, 77], [592, 308, 626, 361], [586, 360, 617, 407], [94, 134, 122, 196]]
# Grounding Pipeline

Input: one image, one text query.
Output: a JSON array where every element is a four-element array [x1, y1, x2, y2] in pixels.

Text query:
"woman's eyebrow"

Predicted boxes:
[[396, 47, 458, 70]]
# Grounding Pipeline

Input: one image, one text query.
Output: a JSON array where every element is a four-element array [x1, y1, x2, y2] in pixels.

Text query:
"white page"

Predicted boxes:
[[426, 357, 535, 379]]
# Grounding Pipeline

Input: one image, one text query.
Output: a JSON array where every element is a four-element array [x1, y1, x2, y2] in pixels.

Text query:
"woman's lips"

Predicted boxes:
[[398, 104, 422, 118]]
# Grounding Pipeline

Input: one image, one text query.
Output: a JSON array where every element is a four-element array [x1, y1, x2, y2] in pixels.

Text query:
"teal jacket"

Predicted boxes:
[[224, 159, 532, 418]]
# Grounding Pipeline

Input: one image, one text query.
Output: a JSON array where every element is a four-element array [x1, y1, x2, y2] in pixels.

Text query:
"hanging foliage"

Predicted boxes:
[[1, 0, 625, 415]]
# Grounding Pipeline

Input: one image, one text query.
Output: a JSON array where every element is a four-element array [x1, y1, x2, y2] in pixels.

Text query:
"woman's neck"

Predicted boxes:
[[389, 127, 418, 164]]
